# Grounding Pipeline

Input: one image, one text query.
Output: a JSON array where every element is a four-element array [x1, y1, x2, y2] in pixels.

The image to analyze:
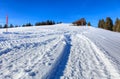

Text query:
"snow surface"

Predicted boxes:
[[0, 24, 120, 79]]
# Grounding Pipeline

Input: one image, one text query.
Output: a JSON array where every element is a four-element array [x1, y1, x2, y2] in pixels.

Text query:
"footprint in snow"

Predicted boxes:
[[43, 62, 52, 66], [29, 72, 36, 76], [0, 65, 2, 69], [0, 60, 2, 64], [24, 68, 32, 72]]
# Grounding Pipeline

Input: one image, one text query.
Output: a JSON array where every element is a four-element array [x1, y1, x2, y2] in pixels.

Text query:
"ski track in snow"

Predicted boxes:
[[0, 24, 120, 79], [60, 34, 120, 79]]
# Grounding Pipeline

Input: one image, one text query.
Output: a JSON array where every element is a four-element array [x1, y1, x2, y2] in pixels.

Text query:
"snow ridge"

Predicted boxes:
[[47, 34, 71, 79]]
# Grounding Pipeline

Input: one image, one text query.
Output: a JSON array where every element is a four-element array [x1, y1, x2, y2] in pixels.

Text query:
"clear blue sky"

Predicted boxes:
[[0, 0, 120, 27]]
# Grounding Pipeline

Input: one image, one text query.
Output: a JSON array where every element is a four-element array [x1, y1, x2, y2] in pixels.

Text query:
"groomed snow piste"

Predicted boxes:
[[0, 24, 120, 79]]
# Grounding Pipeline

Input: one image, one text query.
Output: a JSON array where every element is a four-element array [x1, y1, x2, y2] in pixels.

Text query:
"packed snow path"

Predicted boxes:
[[0, 24, 120, 79], [61, 34, 120, 79]]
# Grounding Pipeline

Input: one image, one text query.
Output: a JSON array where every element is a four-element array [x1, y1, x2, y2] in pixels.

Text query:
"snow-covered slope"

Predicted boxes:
[[0, 24, 120, 79]]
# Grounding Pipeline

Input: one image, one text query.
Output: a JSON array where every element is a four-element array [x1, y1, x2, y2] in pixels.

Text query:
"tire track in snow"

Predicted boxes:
[[0, 34, 61, 60], [46, 34, 72, 79], [61, 34, 120, 79], [0, 37, 56, 64], [0, 34, 61, 55], [23, 35, 65, 71], [0, 36, 63, 79], [83, 29, 120, 71], [11, 35, 66, 79]]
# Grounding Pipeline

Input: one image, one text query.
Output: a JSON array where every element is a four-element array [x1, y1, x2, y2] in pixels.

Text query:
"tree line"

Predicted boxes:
[[0, 20, 61, 28], [98, 17, 120, 32], [0, 17, 120, 33], [73, 17, 120, 32]]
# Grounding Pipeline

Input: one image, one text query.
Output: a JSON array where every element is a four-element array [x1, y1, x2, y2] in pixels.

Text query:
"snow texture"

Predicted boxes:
[[0, 24, 120, 79]]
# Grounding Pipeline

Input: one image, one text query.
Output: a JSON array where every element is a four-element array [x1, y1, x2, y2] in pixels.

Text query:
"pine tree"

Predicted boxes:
[[22, 24, 26, 27], [0, 25, 2, 28], [113, 25, 116, 32], [98, 20, 101, 28], [116, 20, 120, 32], [114, 18, 120, 32], [35, 20, 55, 26], [4, 24, 8, 28], [105, 17, 113, 31], [10, 24, 14, 28], [15, 25, 19, 27], [25, 23, 32, 26], [98, 19, 105, 29], [101, 19, 105, 29], [87, 22, 91, 26]]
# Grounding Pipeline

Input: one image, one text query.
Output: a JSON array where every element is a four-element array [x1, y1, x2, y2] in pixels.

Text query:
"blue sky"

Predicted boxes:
[[0, 0, 120, 27]]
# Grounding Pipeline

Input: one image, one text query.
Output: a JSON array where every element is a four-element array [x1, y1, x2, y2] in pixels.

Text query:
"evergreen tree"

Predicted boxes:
[[52, 21, 55, 25], [101, 19, 105, 29], [41, 21, 46, 25], [116, 20, 120, 32], [87, 22, 91, 26], [35, 22, 40, 26], [98, 19, 105, 29], [105, 17, 113, 31], [115, 18, 119, 26], [113, 25, 116, 32], [57, 22, 62, 24], [98, 20, 101, 28], [25, 23, 32, 26], [0, 25, 2, 28], [10, 24, 14, 28], [114, 18, 120, 32], [22, 24, 26, 27], [4, 24, 8, 28], [35, 20, 55, 26], [15, 25, 19, 27]]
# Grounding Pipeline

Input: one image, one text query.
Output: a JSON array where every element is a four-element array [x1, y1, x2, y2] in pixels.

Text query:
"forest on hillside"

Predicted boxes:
[[73, 17, 120, 32]]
